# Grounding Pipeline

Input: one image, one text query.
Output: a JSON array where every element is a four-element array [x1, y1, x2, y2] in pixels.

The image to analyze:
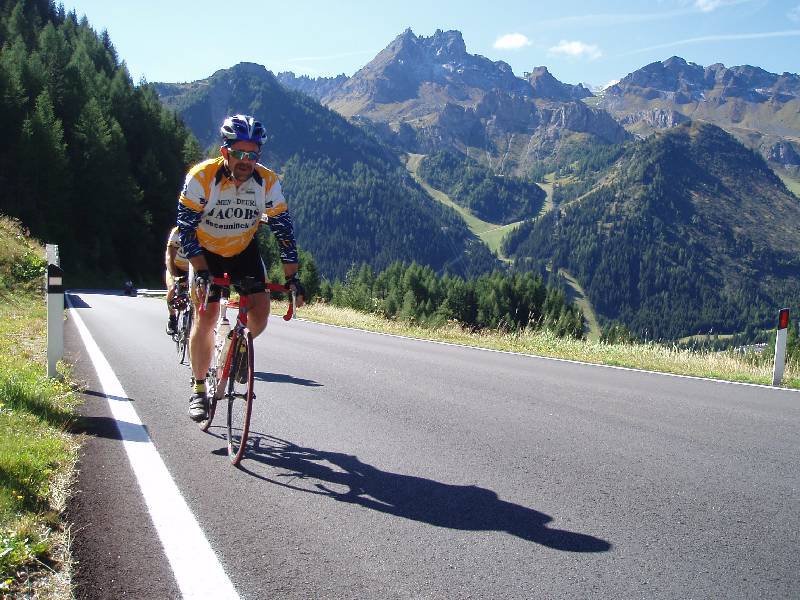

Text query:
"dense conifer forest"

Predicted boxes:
[[321, 261, 584, 337], [0, 0, 203, 284], [417, 150, 546, 224]]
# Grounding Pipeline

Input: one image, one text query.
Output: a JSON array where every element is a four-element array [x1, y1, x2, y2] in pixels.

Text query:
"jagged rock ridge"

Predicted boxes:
[[312, 29, 626, 175], [600, 56, 800, 168]]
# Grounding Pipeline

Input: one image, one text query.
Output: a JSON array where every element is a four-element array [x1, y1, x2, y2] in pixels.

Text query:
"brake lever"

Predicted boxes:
[[200, 280, 210, 313], [283, 289, 296, 321]]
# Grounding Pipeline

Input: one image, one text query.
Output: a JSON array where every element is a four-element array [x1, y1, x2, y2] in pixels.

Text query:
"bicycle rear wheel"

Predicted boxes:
[[226, 330, 254, 465], [176, 309, 191, 364], [198, 380, 218, 432]]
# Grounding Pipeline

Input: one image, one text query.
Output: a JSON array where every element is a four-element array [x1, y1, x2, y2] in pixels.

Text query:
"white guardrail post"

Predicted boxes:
[[772, 308, 789, 387], [46, 243, 64, 379]]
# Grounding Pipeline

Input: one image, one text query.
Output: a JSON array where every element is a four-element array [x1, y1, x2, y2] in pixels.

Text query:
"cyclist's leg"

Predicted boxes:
[[165, 270, 178, 334], [187, 255, 225, 420], [246, 292, 270, 337], [230, 240, 270, 337], [190, 302, 218, 376], [191, 247, 240, 380], [165, 269, 177, 315], [189, 283, 221, 383]]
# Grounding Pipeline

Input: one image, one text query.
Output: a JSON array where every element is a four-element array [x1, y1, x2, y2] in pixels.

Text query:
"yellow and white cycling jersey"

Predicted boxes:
[[166, 226, 190, 271], [178, 156, 288, 257]]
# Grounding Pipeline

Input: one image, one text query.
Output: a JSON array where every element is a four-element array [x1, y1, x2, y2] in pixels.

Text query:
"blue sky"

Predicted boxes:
[[65, 0, 800, 88]]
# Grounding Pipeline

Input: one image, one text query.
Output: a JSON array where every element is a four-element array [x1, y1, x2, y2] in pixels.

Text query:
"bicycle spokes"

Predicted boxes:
[[226, 330, 254, 465]]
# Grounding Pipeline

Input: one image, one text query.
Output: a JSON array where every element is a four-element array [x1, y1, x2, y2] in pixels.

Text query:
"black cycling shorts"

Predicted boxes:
[[202, 239, 266, 303]]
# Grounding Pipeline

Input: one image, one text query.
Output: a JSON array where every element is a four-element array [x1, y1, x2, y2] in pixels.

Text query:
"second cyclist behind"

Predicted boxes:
[[176, 114, 305, 422], [165, 225, 190, 335]]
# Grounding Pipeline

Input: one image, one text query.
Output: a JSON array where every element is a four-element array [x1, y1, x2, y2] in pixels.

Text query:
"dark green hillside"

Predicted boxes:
[[155, 63, 499, 279], [505, 122, 800, 339], [155, 63, 396, 170], [0, 0, 199, 285], [417, 150, 545, 224]]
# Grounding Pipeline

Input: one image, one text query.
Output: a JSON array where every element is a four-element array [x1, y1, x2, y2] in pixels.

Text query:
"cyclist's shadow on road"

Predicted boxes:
[[241, 435, 611, 553], [252, 372, 323, 386]]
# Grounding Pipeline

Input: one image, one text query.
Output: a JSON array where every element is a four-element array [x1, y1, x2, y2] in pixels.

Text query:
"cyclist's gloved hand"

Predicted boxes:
[[285, 274, 305, 306], [193, 269, 211, 305], [194, 269, 211, 288]]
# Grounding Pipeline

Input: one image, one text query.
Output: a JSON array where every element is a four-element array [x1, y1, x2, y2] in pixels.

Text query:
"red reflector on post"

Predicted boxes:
[[778, 308, 789, 330]]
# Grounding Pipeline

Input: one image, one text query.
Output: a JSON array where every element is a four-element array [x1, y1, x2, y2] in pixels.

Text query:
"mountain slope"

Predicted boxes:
[[154, 63, 498, 279], [504, 122, 800, 339], [600, 56, 800, 172], [275, 72, 347, 102], [315, 29, 629, 176]]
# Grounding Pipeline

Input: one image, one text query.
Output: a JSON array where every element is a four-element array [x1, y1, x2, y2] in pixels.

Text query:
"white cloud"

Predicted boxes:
[[548, 40, 602, 60], [603, 79, 620, 90], [493, 33, 532, 50], [694, 0, 753, 11], [789, 5, 800, 22], [695, 0, 723, 11]]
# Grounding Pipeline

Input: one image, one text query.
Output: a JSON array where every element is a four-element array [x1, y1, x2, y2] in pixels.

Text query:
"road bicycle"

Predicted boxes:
[[169, 277, 192, 365], [197, 274, 295, 465]]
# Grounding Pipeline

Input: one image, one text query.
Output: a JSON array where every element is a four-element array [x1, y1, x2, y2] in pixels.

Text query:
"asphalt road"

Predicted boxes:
[[65, 291, 800, 599]]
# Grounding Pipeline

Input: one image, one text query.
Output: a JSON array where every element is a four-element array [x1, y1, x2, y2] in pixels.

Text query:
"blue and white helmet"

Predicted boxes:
[[220, 114, 267, 147]]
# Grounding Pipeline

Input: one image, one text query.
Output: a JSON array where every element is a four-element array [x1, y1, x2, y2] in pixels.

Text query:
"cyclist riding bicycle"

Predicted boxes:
[[165, 225, 190, 335], [176, 114, 305, 422]]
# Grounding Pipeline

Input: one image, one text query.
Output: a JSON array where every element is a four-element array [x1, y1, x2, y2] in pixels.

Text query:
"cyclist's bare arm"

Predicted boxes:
[[166, 245, 180, 277]]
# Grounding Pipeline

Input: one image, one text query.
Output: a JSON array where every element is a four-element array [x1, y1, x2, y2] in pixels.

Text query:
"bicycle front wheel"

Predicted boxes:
[[226, 329, 254, 465], [198, 322, 220, 433]]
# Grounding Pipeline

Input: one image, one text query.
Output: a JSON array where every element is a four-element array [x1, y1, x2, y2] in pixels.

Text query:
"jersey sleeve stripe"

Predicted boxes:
[[265, 202, 289, 218], [179, 194, 204, 212], [267, 211, 298, 264]]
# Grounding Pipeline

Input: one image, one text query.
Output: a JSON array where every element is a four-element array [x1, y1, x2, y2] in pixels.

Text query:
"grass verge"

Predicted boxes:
[[292, 302, 800, 389], [0, 291, 79, 598]]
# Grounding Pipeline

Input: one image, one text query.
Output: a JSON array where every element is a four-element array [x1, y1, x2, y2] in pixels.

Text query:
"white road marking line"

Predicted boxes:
[[66, 295, 240, 600]]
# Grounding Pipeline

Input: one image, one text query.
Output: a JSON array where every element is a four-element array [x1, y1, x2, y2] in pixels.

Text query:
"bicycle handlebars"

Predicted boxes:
[[199, 275, 296, 321]]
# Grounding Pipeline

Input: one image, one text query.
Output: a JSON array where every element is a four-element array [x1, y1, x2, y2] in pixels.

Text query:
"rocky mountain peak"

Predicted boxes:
[[331, 28, 531, 109], [661, 56, 690, 69], [610, 57, 800, 100], [388, 27, 420, 54], [526, 66, 592, 100], [421, 29, 467, 60], [227, 62, 272, 78]]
